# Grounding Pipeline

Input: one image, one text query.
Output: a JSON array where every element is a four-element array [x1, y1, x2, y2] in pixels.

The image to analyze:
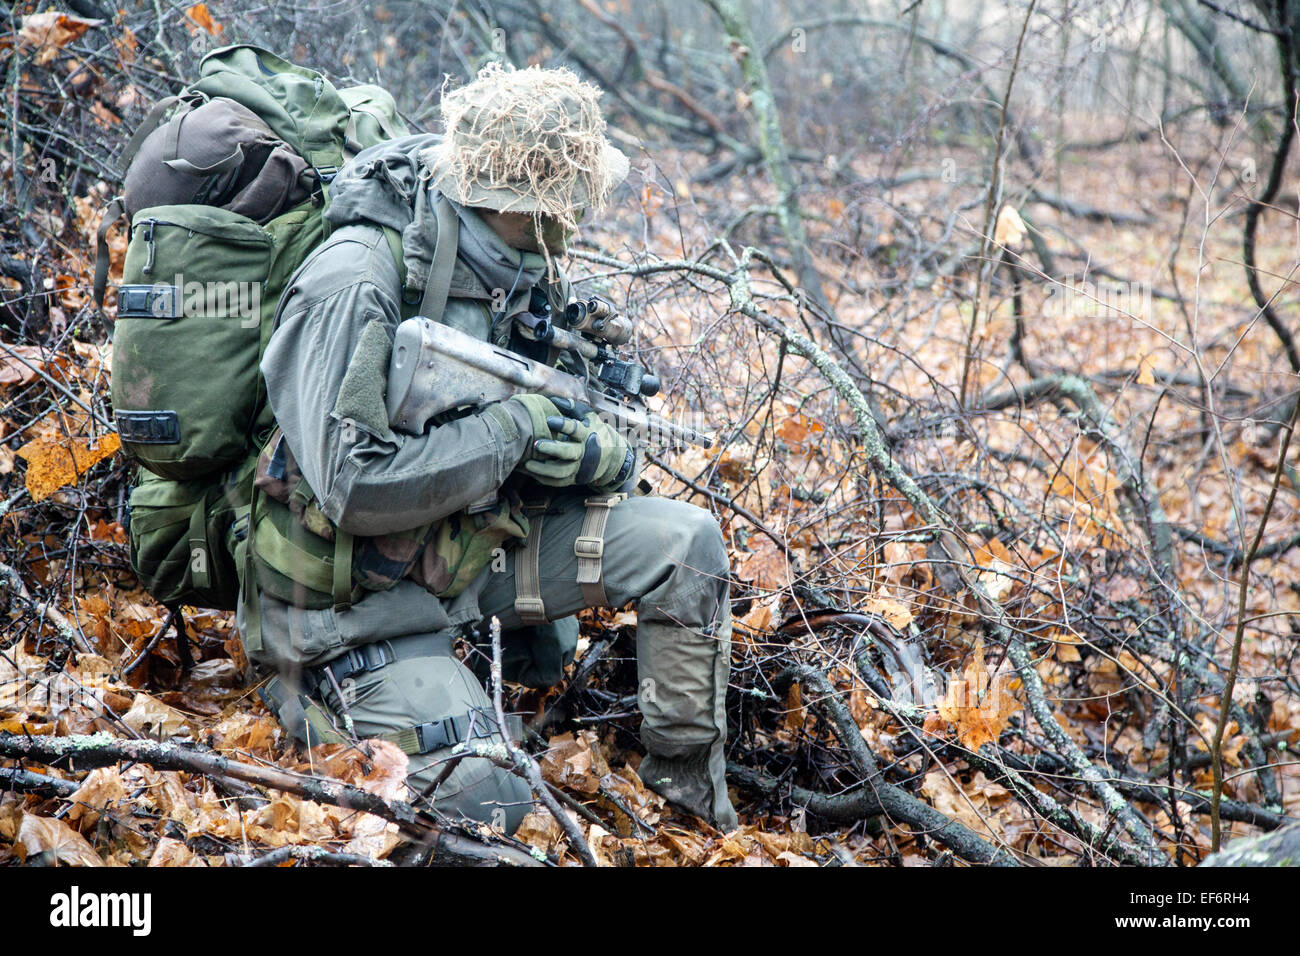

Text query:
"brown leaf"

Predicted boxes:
[[0, 345, 46, 389], [862, 595, 915, 630], [148, 836, 206, 867], [66, 767, 126, 829], [16, 813, 105, 866], [541, 731, 609, 794], [121, 692, 194, 738], [934, 638, 1021, 751]]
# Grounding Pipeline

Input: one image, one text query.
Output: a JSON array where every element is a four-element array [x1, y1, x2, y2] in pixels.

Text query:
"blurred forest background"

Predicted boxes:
[[1, 0, 1299, 867]]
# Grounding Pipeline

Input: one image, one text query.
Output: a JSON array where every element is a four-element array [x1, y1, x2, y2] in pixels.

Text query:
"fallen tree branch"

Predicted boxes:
[[241, 845, 393, 868], [0, 732, 543, 867], [488, 617, 599, 867]]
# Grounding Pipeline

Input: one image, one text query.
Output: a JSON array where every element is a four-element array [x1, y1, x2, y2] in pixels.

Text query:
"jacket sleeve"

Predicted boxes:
[[260, 231, 534, 537]]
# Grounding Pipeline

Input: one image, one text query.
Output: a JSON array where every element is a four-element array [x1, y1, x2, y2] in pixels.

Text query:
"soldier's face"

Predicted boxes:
[[480, 209, 582, 254]]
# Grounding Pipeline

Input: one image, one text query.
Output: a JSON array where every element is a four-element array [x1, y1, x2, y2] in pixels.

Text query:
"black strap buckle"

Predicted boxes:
[[116, 410, 180, 445], [117, 283, 181, 319], [316, 640, 394, 691], [411, 711, 502, 754], [412, 716, 458, 754]]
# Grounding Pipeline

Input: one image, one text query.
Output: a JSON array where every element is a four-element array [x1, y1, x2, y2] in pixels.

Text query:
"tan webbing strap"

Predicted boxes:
[[575, 494, 626, 608], [385, 713, 524, 757], [514, 511, 548, 625]]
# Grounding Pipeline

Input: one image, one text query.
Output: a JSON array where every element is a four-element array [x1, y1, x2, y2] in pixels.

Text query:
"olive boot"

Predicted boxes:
[[636, 603, 737, 831]]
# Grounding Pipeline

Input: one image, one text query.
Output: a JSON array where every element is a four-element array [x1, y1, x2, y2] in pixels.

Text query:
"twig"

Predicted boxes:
[[241, 845, 393, 868], [0, 560, 92, 653]]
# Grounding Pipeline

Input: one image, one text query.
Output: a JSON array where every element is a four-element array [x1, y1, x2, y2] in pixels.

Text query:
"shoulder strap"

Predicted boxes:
[[424, 195, 458, 323], [381, 226, 420, 320], [381, 194, 458, 323]]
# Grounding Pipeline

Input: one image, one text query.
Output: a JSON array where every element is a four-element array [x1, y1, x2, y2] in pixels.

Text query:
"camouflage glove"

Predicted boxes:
[[523, 397, 635, 490], [504, 394, 566, 458]]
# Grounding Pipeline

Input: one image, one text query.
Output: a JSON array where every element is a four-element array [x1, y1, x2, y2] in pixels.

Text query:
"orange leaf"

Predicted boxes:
[[935, 638, 1021, 751], [862, 595, 914, 631], [16, 432, 120, 501], [186, 3, 224, 34], [1136, 352, 1156, 386]]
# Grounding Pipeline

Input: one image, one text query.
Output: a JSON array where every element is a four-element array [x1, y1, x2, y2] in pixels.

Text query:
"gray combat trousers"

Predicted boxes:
[[245, 492, 732, 835]]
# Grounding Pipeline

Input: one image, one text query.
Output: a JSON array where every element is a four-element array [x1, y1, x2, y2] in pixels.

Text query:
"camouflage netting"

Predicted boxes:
[[423, 61, 627, 232]]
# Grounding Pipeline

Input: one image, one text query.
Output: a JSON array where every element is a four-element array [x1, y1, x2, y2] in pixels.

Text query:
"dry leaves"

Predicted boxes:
[[930, 638, 1022, 751], [0, 345, 48, 389], [16, 431, 120, 501], [18, 12, 103, 66], [121, 693, 194, 739], [185, 4, 224, 35], [16, 813, 106, 867]]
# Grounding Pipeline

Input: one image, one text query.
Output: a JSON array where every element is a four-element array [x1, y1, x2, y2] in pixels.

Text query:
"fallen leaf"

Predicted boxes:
[[736, 600, 774, 634], [184, 658, 240, 689], [16, 813, 105, 866], [935, 638, 1021, 751], [66, 767, 127, 829], [0, 345, 46, 389], [16, 432, 120, 502], [1051, 628, 1083, 663], [148, 836, 206, 867], [862, 595, 914, 630], [541, 730, 609, 794], [121, 692, 193, 738], [921, 770, 997, 838]]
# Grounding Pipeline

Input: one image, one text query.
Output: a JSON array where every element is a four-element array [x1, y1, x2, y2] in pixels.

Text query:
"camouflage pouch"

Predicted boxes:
[[251, 427, 528, 606], [408, 492, 529, 599]]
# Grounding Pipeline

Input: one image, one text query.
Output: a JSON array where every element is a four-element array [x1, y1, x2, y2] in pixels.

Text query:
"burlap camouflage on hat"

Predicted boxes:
[[422, 61, 629, 228]]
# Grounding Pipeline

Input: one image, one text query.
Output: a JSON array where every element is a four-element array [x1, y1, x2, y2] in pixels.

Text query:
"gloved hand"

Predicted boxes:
[[504, 394, 565, 457], [522, 396, 635, 490]]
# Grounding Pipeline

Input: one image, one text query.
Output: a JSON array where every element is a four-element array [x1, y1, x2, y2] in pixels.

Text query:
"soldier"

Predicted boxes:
[[241, 62, 738, 835]]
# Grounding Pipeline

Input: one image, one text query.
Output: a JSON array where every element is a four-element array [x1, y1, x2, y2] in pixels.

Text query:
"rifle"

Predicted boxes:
[[384, 296, 714, 451]]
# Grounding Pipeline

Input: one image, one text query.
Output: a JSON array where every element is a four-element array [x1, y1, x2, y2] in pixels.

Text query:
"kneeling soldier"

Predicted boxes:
[[240, 63, 737, 834]]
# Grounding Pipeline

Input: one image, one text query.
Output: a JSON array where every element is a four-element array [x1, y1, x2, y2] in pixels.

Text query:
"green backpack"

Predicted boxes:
[[96, 45, 408, 612]]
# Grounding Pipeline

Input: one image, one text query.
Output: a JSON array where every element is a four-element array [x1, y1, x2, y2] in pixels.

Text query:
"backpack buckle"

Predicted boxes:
[[117, 283, 180, 319]]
